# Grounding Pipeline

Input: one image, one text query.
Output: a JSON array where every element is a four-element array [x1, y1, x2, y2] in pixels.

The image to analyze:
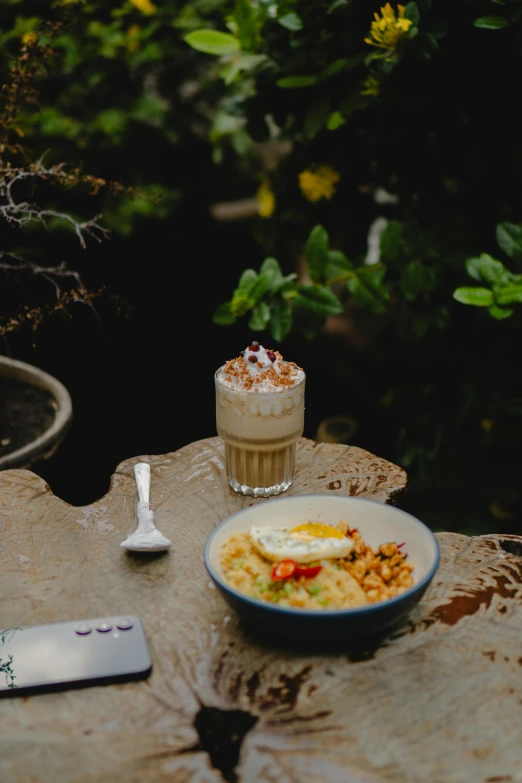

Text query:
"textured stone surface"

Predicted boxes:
[[1, 436, 521, 783]]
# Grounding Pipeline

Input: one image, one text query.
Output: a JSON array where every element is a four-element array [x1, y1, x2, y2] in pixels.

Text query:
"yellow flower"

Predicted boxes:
[[22, 32, 38, 46], [130, 0, 157, 15], [298, 166, 340, 203], [364, 4, 412, 57], [256, 180, 276, 218]]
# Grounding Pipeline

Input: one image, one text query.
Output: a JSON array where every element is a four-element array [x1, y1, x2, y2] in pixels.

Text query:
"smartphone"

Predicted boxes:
[[0, 614, 152, 697]]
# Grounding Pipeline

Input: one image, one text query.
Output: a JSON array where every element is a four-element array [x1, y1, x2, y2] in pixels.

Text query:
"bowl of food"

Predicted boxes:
[[204, 494, 440, 644]]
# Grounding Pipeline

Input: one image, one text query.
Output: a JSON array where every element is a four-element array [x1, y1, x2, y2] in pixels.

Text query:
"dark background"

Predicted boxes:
[[5, 206, 368, 508]]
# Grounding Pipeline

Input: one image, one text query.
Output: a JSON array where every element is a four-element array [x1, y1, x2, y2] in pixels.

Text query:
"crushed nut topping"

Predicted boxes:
[[217, 342, 304, 392]]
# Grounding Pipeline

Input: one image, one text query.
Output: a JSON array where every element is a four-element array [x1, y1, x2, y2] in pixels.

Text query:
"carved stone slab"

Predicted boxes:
[[1, 437, 521, 783]]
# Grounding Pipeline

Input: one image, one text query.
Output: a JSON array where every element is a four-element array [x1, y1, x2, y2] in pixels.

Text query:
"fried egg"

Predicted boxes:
[[249, 522, 353, 564]]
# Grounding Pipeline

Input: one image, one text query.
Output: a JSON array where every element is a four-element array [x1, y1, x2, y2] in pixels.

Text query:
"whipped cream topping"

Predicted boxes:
[[217, 341, 305, 392], [242, 344, 280, 374]]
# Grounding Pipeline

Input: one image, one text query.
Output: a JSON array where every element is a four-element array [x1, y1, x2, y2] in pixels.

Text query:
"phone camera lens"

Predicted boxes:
[[75, 623, 92, 635]]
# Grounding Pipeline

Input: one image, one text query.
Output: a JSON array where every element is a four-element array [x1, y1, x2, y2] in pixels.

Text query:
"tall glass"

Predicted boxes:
[[215, 371, 305, 498]]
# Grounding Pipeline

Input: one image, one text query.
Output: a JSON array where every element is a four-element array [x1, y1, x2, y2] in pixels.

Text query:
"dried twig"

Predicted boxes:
[[0, 159, 111, 248], [0, 27, 128, 341]]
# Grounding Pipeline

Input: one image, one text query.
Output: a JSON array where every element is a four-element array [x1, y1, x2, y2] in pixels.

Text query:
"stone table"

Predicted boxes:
[[1, 436, 521, 783]]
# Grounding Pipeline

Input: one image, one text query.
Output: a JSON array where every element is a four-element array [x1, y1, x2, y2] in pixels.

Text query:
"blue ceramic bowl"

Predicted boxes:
[[204, 494, 440, 644]]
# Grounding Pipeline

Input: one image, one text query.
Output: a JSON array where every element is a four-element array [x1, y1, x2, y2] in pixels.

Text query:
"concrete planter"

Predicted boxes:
[[0, 355, 73, 470]]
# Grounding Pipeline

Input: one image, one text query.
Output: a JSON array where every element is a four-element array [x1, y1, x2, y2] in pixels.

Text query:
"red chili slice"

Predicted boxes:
[[271, 560, 297, 581], [295, 565, 323, 579]]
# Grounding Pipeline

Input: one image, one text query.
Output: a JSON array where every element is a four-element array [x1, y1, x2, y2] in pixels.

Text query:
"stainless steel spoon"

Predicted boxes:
[[120, 462, 172, 552]]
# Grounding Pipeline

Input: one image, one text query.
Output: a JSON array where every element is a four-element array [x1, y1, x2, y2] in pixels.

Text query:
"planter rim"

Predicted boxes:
[[0, 355, 73, 470]]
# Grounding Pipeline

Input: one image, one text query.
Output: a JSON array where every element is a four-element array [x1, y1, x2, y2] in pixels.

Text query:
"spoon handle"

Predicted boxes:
[[121, 461, 171, 551], [134, 463, 151, 505]]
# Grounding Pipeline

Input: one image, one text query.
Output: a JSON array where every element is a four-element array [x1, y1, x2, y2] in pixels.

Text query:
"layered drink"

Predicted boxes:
[[215, 341, 305, 497]]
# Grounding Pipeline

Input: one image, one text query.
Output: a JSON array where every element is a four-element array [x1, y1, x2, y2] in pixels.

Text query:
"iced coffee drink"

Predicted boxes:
[[215, 341, 305, 497]]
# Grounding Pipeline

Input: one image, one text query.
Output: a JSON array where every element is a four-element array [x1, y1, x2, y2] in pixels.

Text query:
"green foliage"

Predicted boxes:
[[214, 223, 398, 337], [452, 222, 522, 318], [191, 0, 522, 533], [215, 255, 298, 340], [184, 29, 240, 54], [0, 0, 229, 235]]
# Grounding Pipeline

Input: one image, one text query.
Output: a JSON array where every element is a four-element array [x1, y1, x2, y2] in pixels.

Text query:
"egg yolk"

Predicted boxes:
[[289, 523, 345, 539]]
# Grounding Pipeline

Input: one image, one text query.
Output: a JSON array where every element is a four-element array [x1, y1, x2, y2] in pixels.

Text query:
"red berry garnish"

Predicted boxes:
[[266, 350, 276, 363], [249, 341, 260, 352], [240, 351, 245, 358], [248, 355, 258, 363]]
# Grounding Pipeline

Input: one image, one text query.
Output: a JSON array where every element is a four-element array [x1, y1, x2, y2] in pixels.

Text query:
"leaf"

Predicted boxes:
[[94, 109, 126, 135], [452, 287, 494, 306], [347, 266, 389, 314], [404, 3, 420, 25], [277, 13, 303, 31], [304, 94, 330, 139], [326, 250, 353, 280], [292, 285, 344, 316], [229, 292, 252, 317], [234, 0, 258, 50], [304, 225, 330, 283], [464, 256, 483, 282], [326, 111, 346, 131], [496, 222, 522, 262], [276, 75, 318, 88], [210, 111, 244, 141], [268, 298, 293, 342], [400, 260, 437, 301], [319, 57, 364, 80], [221, 54, 269, 85], [249, 301, 270, 330], [379, 220, 407, 263], [474, 15, 509, 28], [231, 128, 250, 155], [230, 269, 268, 315], [240, 270, 267, 299], [184, 30, 240, 55], [495, 284, 522, 305], [259, 257, 282, 288], [465, 254, 510, 286], [213, 302, 237, 325], [327, 0, 349, 12], [488, 305, 513, 319], [260, 257, 298, 293]]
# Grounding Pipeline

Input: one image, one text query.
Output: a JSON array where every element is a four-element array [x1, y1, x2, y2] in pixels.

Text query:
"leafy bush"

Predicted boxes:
[[0, 29, 117, 338], [0, 0, 240, 233], [185, 0, 522, 533], [0, 0, 231, 337]]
